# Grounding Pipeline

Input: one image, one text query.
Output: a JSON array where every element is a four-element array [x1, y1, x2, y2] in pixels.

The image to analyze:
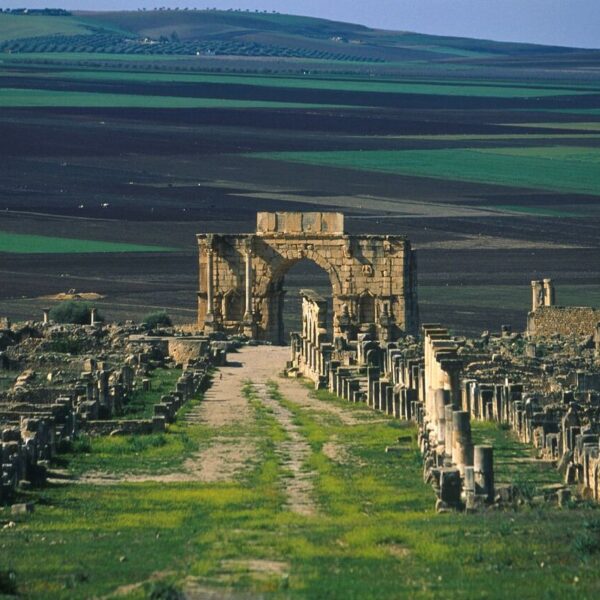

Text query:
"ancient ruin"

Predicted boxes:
[[3, 212, 600, 518], [197, 212, 419, 343], [288, 266, 600, 510]]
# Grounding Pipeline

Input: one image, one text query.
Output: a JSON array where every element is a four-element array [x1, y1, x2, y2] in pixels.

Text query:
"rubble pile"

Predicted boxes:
[[0, 319, 222, 504]]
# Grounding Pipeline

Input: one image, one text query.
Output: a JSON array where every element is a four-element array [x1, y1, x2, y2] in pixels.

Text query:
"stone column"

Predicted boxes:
[[474, 445, 494, 502], [543, 278, 555, 306], [452, 411, 473, 474], [205, 240, 215, 330], [531, 280, 543, 312], [244, 238, 256, 338], [42, 308, 50, 325], [90, 307, 97, 326], [444, 404, 454, 460]]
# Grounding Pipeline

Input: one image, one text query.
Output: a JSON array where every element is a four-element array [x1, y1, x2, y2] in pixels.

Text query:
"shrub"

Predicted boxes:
[[573, 518, 600, 560], [49, 301, 101, 325], [0, 570, 17, 595], [143, 310, 172, 329], [147, 580, 185, 600]]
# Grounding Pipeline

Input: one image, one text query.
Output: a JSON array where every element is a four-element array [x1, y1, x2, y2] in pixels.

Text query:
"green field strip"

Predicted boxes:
[[505, 122, 600, 132], [0, 51, 190, 62], [419, 284, 600, 311], [0, 87, 352, 109], [250, 146, 600, 196], [10, 68, 596, 98], [355, 133, 600, 141], [0, 231, 179, 254], [491, 204, 600, 218]]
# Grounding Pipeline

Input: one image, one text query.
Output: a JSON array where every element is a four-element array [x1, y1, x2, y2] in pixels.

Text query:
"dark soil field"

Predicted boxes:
[[0, 11, 599, 336]]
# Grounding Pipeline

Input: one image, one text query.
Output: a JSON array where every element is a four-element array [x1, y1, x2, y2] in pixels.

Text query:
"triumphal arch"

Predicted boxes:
[[197, 212, 418, 344]]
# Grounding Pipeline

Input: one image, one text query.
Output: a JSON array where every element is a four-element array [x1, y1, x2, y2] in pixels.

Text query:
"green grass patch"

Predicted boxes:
[[251, 145, 600, 196], [506, 122, 600, 132], [419, 284, 600, 311], [0, 87, 353, 109], [121, 368, 182, 419], [471, 421, 563, 490], [0, 14, 94, 43], [0, 230, 178, 254], [13, 67, 595, 98]]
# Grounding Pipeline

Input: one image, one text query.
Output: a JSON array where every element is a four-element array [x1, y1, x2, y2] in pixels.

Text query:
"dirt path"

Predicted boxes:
[[252, 382, 317, 516], [76, 346, 289, 485], [74, 347, 371, 500], [277, 376, 384, 426]]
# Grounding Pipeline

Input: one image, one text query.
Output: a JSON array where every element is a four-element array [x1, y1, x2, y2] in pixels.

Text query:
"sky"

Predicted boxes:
[[2, 1, 599, 49]]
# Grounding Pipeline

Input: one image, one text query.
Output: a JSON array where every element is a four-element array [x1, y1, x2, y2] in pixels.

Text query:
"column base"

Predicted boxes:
[[243, 317, 257, 339]]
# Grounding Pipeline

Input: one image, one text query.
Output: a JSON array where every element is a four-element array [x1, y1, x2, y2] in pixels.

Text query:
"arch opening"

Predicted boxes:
[[273, 258, 333, 345]]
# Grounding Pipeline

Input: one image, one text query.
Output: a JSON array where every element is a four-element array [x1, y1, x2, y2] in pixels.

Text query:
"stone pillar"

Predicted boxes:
[[90, 307, 97, 326], [243, 238, 255, 337], [205, 242, 215, 330], [452, 411, 473, 474], [543, 278, 555, 306], [531, 280, 544, 312], [473, 445, 494, 502], [435, 388, 449, 446], [594, 322, 600, 358], [42, 308, 50, 325], [444, 404, 454, 460]]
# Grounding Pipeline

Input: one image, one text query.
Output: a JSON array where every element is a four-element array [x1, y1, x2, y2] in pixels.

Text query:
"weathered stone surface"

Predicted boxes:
[[197, 212, 418, 344]]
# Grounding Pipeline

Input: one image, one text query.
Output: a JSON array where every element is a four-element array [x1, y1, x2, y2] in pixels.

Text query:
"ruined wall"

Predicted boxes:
[[167, 338, 209, 366], [528, 307, 600, 337]]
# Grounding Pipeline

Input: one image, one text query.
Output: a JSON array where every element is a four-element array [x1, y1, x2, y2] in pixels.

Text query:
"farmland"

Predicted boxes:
[[0, 9, 599, 333], [0, 231, 177, 254], [251, 146, 600, 196]]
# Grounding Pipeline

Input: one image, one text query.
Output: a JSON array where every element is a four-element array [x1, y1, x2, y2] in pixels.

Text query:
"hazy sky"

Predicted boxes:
[[3, 1, 599, 49]]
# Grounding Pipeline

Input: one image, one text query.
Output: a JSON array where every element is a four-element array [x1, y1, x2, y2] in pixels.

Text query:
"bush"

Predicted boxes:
[[147, 580, 185, 600], [573, 518, 600, 560], [49, 301, 101, 325], [0, 570, 17, 595], [143, 310, 172, 329]]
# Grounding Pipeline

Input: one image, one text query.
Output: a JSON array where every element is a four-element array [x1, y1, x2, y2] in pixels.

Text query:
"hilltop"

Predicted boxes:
[[0, 8, 596, 66]]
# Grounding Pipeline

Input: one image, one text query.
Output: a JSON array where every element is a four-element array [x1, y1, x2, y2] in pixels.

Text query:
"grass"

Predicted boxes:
[[507, 122, 600, 133], [0, 230, 179, 254], [419, 284, 600, 311], [0, 87, 354, 109], [4, 67, 595, 98], [0, 14, 94, 43], [121, 368, 183, 419], [251, 145, 600, 196], [3, 375, 600, 598], [471, 421, 563, 490]]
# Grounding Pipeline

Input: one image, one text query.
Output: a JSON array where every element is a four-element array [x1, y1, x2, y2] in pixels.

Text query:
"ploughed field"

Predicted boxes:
[[1, 20, 600, 334]]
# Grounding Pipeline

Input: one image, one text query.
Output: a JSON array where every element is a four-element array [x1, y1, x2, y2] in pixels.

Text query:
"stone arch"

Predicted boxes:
[[256, 252, 339, 345], [196, 212, 419, 343]]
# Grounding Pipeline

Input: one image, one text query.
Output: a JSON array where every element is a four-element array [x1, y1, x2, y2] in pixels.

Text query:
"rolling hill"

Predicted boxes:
[[0, 8, 597, 65]]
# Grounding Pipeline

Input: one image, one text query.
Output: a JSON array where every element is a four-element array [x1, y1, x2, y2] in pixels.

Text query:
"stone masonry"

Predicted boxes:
[[197, 212, 419, 344]]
